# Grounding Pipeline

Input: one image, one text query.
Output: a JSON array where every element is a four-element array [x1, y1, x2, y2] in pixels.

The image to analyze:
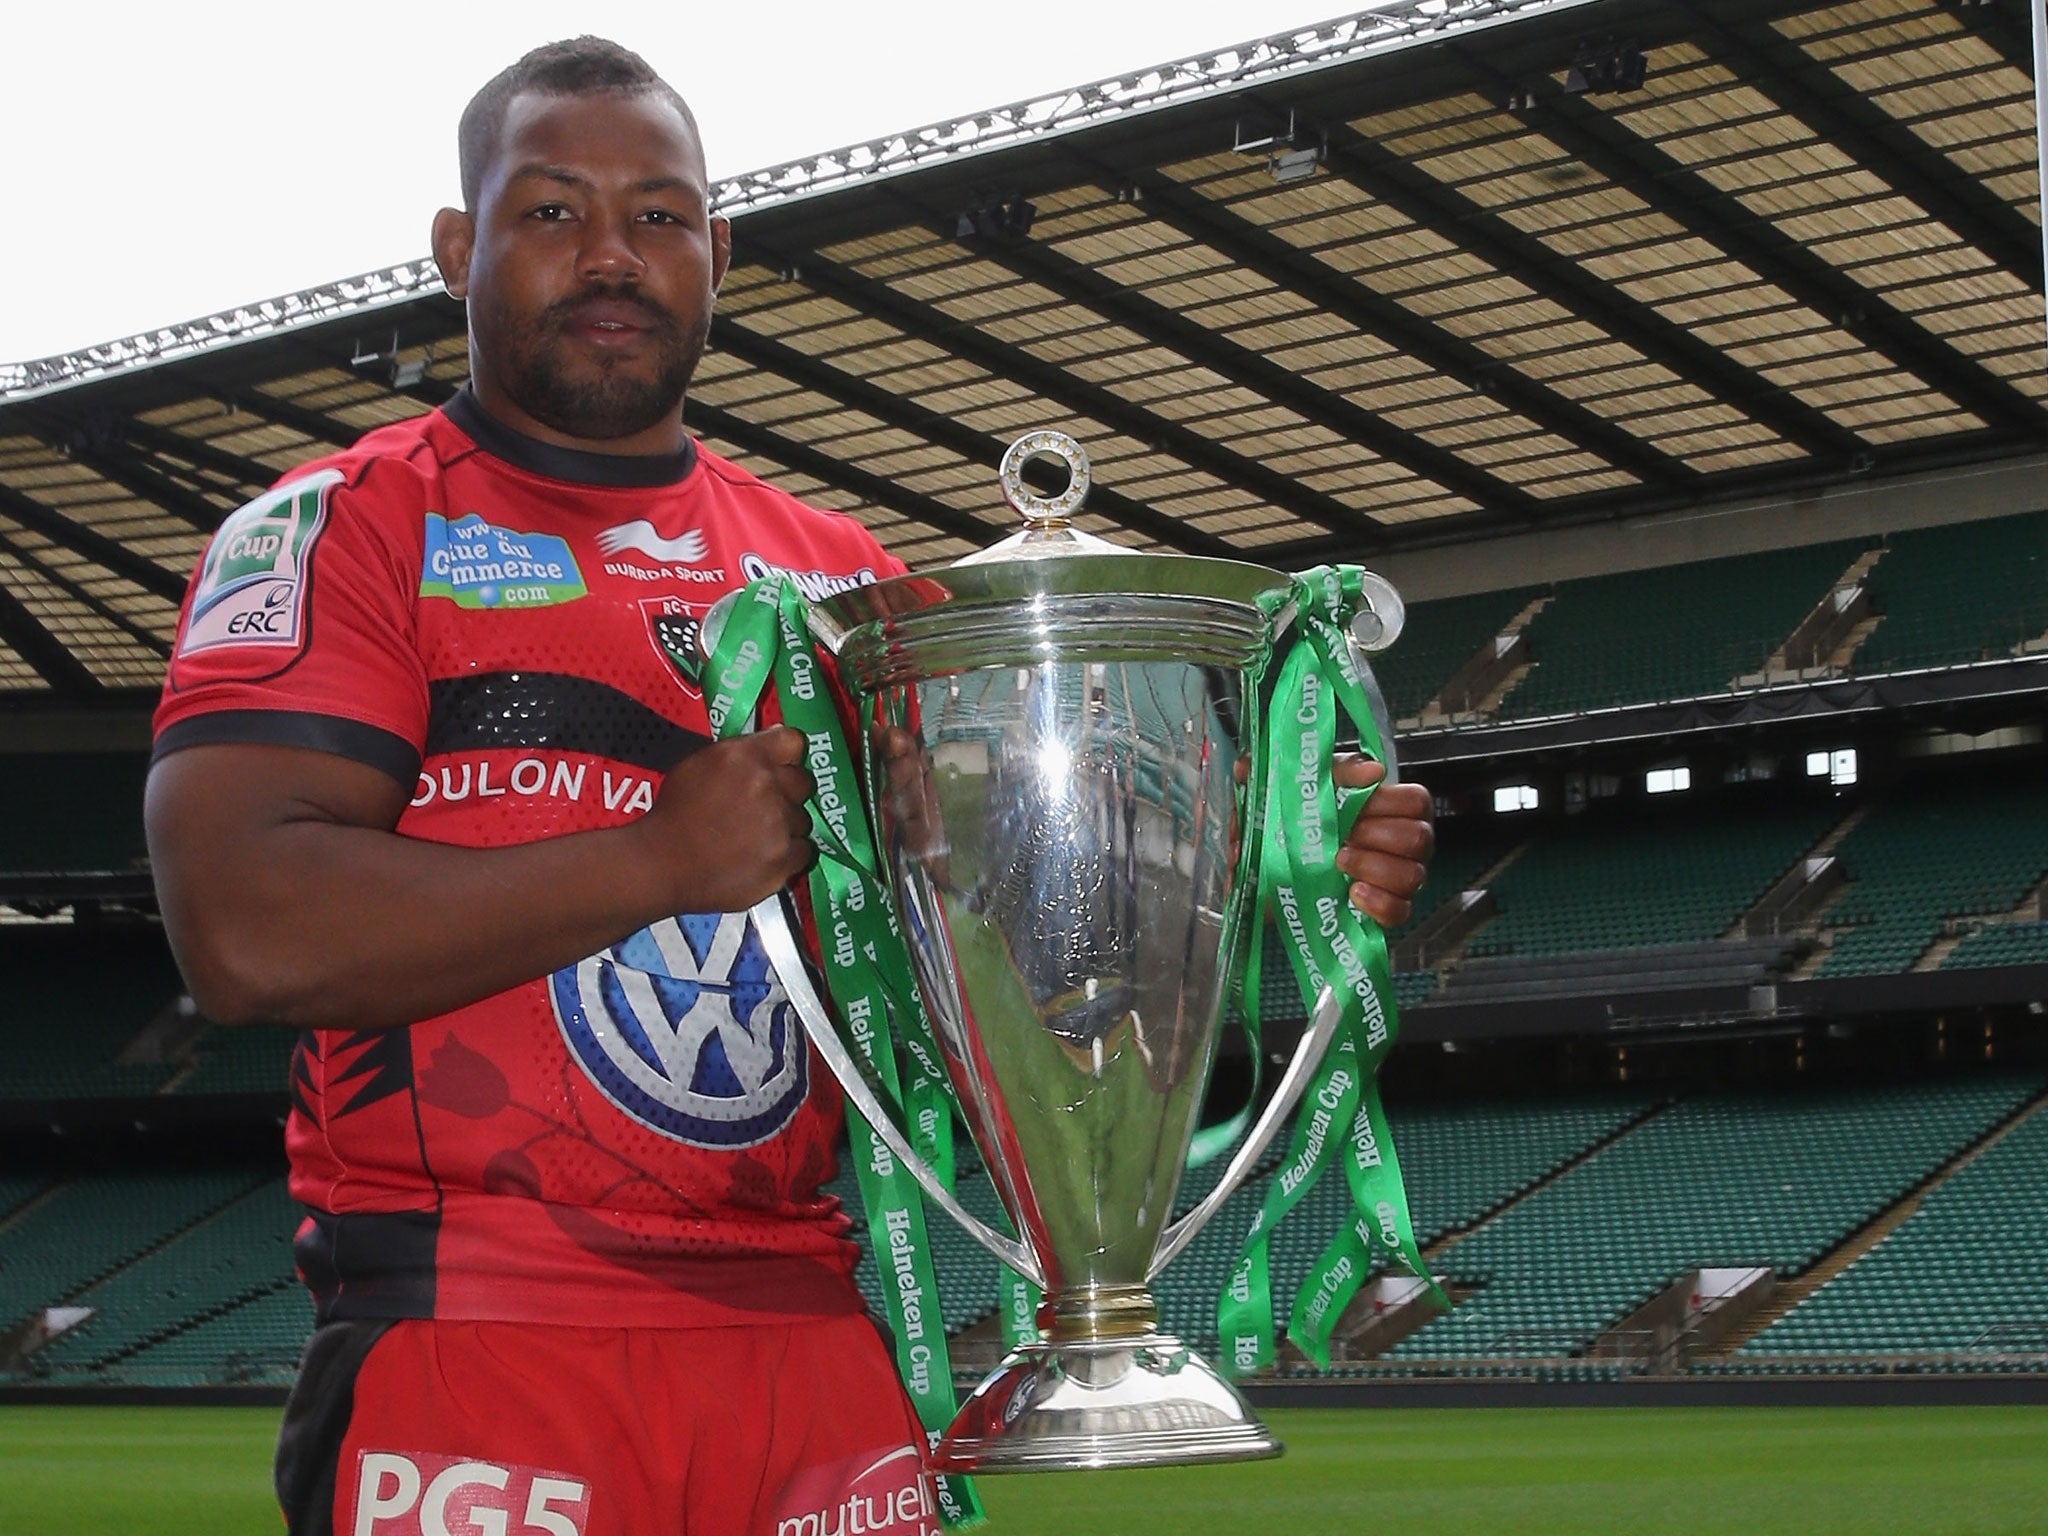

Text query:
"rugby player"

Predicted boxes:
[[144, 37, 1436, 1536]]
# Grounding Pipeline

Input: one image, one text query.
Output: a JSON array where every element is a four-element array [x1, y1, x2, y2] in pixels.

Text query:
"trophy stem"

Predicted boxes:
[[1044, 1284, 1159, 1343], [932, 1283, 1282, 1473]]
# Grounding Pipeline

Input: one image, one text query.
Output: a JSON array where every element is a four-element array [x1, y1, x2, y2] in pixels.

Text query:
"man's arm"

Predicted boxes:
[[145, 729, 814, 1032]]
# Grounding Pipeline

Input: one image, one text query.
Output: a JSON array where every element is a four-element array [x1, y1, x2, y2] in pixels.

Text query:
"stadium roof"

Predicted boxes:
[[0, 0, 2042, 702]]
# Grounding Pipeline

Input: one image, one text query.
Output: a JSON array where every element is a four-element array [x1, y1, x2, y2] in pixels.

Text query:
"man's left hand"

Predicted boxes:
[[1335, 756, 1434, 928]]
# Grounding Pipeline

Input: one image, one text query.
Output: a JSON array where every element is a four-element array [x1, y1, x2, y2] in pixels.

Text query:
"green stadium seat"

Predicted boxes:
[[1497, 539, 1869, 719], [1819, 782, 2048, 978], [1741, 1099, 2048, 1366], [1855, 511, 2048, 675]]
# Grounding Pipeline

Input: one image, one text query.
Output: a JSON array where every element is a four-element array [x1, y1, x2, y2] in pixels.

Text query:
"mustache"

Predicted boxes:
[[542, 287, 680, 333]]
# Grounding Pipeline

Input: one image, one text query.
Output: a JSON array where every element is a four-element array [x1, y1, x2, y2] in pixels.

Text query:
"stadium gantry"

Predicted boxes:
[[2, 0, 2047, 1407]]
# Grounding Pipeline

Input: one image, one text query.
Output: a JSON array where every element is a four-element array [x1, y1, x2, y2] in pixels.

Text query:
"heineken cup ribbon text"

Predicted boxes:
[[1218, 566, 1441, 1377], [704, 577, 983, 1529]]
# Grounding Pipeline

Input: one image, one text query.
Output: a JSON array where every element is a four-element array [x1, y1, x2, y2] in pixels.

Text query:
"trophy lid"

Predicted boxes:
[[807, 432, 1401, 684]]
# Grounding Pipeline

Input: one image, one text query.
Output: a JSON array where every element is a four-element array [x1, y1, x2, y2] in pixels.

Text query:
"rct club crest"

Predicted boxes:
[[550, 913, 807, 1147]]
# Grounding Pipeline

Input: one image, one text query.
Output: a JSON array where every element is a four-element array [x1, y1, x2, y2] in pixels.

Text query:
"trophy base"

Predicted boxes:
[[930, 1333, 1282, 1473]]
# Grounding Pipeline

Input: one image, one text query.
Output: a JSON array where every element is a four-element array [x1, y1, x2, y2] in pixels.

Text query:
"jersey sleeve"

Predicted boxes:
[[152, 459, 431, 787]]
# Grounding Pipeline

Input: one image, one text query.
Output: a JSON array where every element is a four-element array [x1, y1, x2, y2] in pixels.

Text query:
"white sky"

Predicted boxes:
[[3, 1, 1342, 364]]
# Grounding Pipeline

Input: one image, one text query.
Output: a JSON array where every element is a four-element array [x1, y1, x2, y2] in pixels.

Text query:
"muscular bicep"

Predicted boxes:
[[145, 744, 412, 1023]]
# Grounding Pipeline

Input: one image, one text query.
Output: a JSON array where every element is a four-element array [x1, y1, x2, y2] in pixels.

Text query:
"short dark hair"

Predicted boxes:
[[457, 37, 699, 210]]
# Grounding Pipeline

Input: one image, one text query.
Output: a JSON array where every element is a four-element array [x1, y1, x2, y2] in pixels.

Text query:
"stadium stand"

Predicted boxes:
[[0, 1169, 268, 1342], [29, 1179, 300, 1379], [1463, 800, 1835, 959], [111, 1284, 312, 1388], [171, 1026, 298, 1097], [1370, 587, 1540, 723], [1943, 920, 2048, 973], [1855, 510, 2048, 676], [1382, 1077, 2041, 1367], [1150, 1095, 1649, 1360], [0, 754, 149, 876], [1496, 540, 1869, 720], [1736, 1101, 2048, 1369], [1818, 783, 2048, 977], [0, 926, 182, 1099], [0, 1173, 53, 1223]]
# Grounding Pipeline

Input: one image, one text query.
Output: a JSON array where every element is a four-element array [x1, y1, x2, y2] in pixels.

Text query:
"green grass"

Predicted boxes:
[[2, 1404, 2045, 1534]]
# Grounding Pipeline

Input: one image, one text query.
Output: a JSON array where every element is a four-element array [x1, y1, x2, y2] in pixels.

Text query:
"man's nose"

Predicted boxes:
[[577, 213, 646, 281]]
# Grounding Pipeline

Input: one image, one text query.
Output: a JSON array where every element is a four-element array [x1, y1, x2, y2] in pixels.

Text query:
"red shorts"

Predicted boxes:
[[275, 1316, 937, 1536]]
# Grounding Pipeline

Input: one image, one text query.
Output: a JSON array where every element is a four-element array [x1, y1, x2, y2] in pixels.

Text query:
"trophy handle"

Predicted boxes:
[[751, 892, 1047, 1288], [1146, 979, 1347, 1281]]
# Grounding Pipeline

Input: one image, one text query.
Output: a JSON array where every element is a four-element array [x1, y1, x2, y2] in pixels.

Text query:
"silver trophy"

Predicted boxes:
[[748, 431, 1403, 1472]]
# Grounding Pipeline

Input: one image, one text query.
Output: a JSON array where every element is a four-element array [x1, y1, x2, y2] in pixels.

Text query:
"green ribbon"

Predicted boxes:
[[703, 578, 983, 1529], [1217, 566, 1441, 1377]]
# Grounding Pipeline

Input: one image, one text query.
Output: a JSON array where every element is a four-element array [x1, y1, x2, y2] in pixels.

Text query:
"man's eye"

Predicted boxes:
[[531, 204, 570, 221], [639, 209, 685, 226]]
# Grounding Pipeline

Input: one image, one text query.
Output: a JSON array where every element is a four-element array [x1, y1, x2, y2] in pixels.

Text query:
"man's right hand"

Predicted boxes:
[[632, 726, 816, 914]]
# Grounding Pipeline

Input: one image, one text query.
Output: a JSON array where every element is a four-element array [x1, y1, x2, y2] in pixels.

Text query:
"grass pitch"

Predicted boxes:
[[1, 1403, 2044, 1535]]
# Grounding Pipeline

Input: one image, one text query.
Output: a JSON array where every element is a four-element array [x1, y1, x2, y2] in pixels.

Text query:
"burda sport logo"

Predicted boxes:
[[421, 513, 587, 609], [549, 911, 807, 1147], [180, 469, 339, 653]]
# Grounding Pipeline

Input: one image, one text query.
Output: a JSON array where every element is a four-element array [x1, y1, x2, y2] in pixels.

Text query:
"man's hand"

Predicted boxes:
[[632, 726, 815, 913], [1335, 756, 1434, 928]]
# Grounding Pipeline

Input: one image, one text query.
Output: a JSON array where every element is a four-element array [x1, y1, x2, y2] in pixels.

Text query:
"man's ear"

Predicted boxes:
[[432, 207, 476, 300], [709, 215, 733, 295]]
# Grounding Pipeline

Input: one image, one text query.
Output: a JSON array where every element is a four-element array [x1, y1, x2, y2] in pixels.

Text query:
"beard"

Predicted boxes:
[[478, 283, 708, 442]]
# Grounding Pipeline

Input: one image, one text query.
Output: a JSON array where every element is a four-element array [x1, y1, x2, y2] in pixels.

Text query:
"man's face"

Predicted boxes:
[[447, 89, 730, 444]]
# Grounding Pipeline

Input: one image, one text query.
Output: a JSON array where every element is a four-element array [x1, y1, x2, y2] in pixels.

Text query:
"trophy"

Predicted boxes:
[[744, 431, 1404, 1472]]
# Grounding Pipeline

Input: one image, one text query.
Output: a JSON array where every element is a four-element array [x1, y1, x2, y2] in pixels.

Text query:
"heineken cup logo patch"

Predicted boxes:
[[421, 513, 587, 609], [181, 469, 340, 653]]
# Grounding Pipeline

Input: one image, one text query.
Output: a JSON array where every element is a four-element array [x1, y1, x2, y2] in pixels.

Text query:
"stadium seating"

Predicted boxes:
[[1942, 920, 2048, 972], [1496, 540, 1868, 720], [1736, 1100, 2048, 1366], [1463, 800, 1835, 959], [0, 926, 183, 1099], [1369, 586, 1539, 723], [112, 1283, 312, 1388], [1152, 1095, 1649, 1360], [30, 1179, 300, 1379], [172, 1026, 298, 1096], [0, 1174, 53, 1223], [1855, 510, 2048, 675], [1382, 1076, 2039, 1366], [0, 753, 150, 875], [0, 1169, 267, 1340], [1819, 782, 2048, 977]]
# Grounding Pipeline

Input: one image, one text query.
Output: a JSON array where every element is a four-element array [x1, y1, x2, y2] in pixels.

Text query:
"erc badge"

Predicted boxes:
[[180, 468, 341, 654], [550, 911, 807, 1148]]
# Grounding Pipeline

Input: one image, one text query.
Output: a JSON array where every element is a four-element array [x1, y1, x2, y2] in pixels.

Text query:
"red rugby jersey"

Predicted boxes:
[[153, 388, 905, 1329]]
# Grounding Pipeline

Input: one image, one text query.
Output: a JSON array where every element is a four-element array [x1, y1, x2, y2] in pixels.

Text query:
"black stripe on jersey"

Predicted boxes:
[[424, 672, 710, 771], [152, 709, 422, 786], [443, 386, 698, 488], [295, 1209, 438, 1323]]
